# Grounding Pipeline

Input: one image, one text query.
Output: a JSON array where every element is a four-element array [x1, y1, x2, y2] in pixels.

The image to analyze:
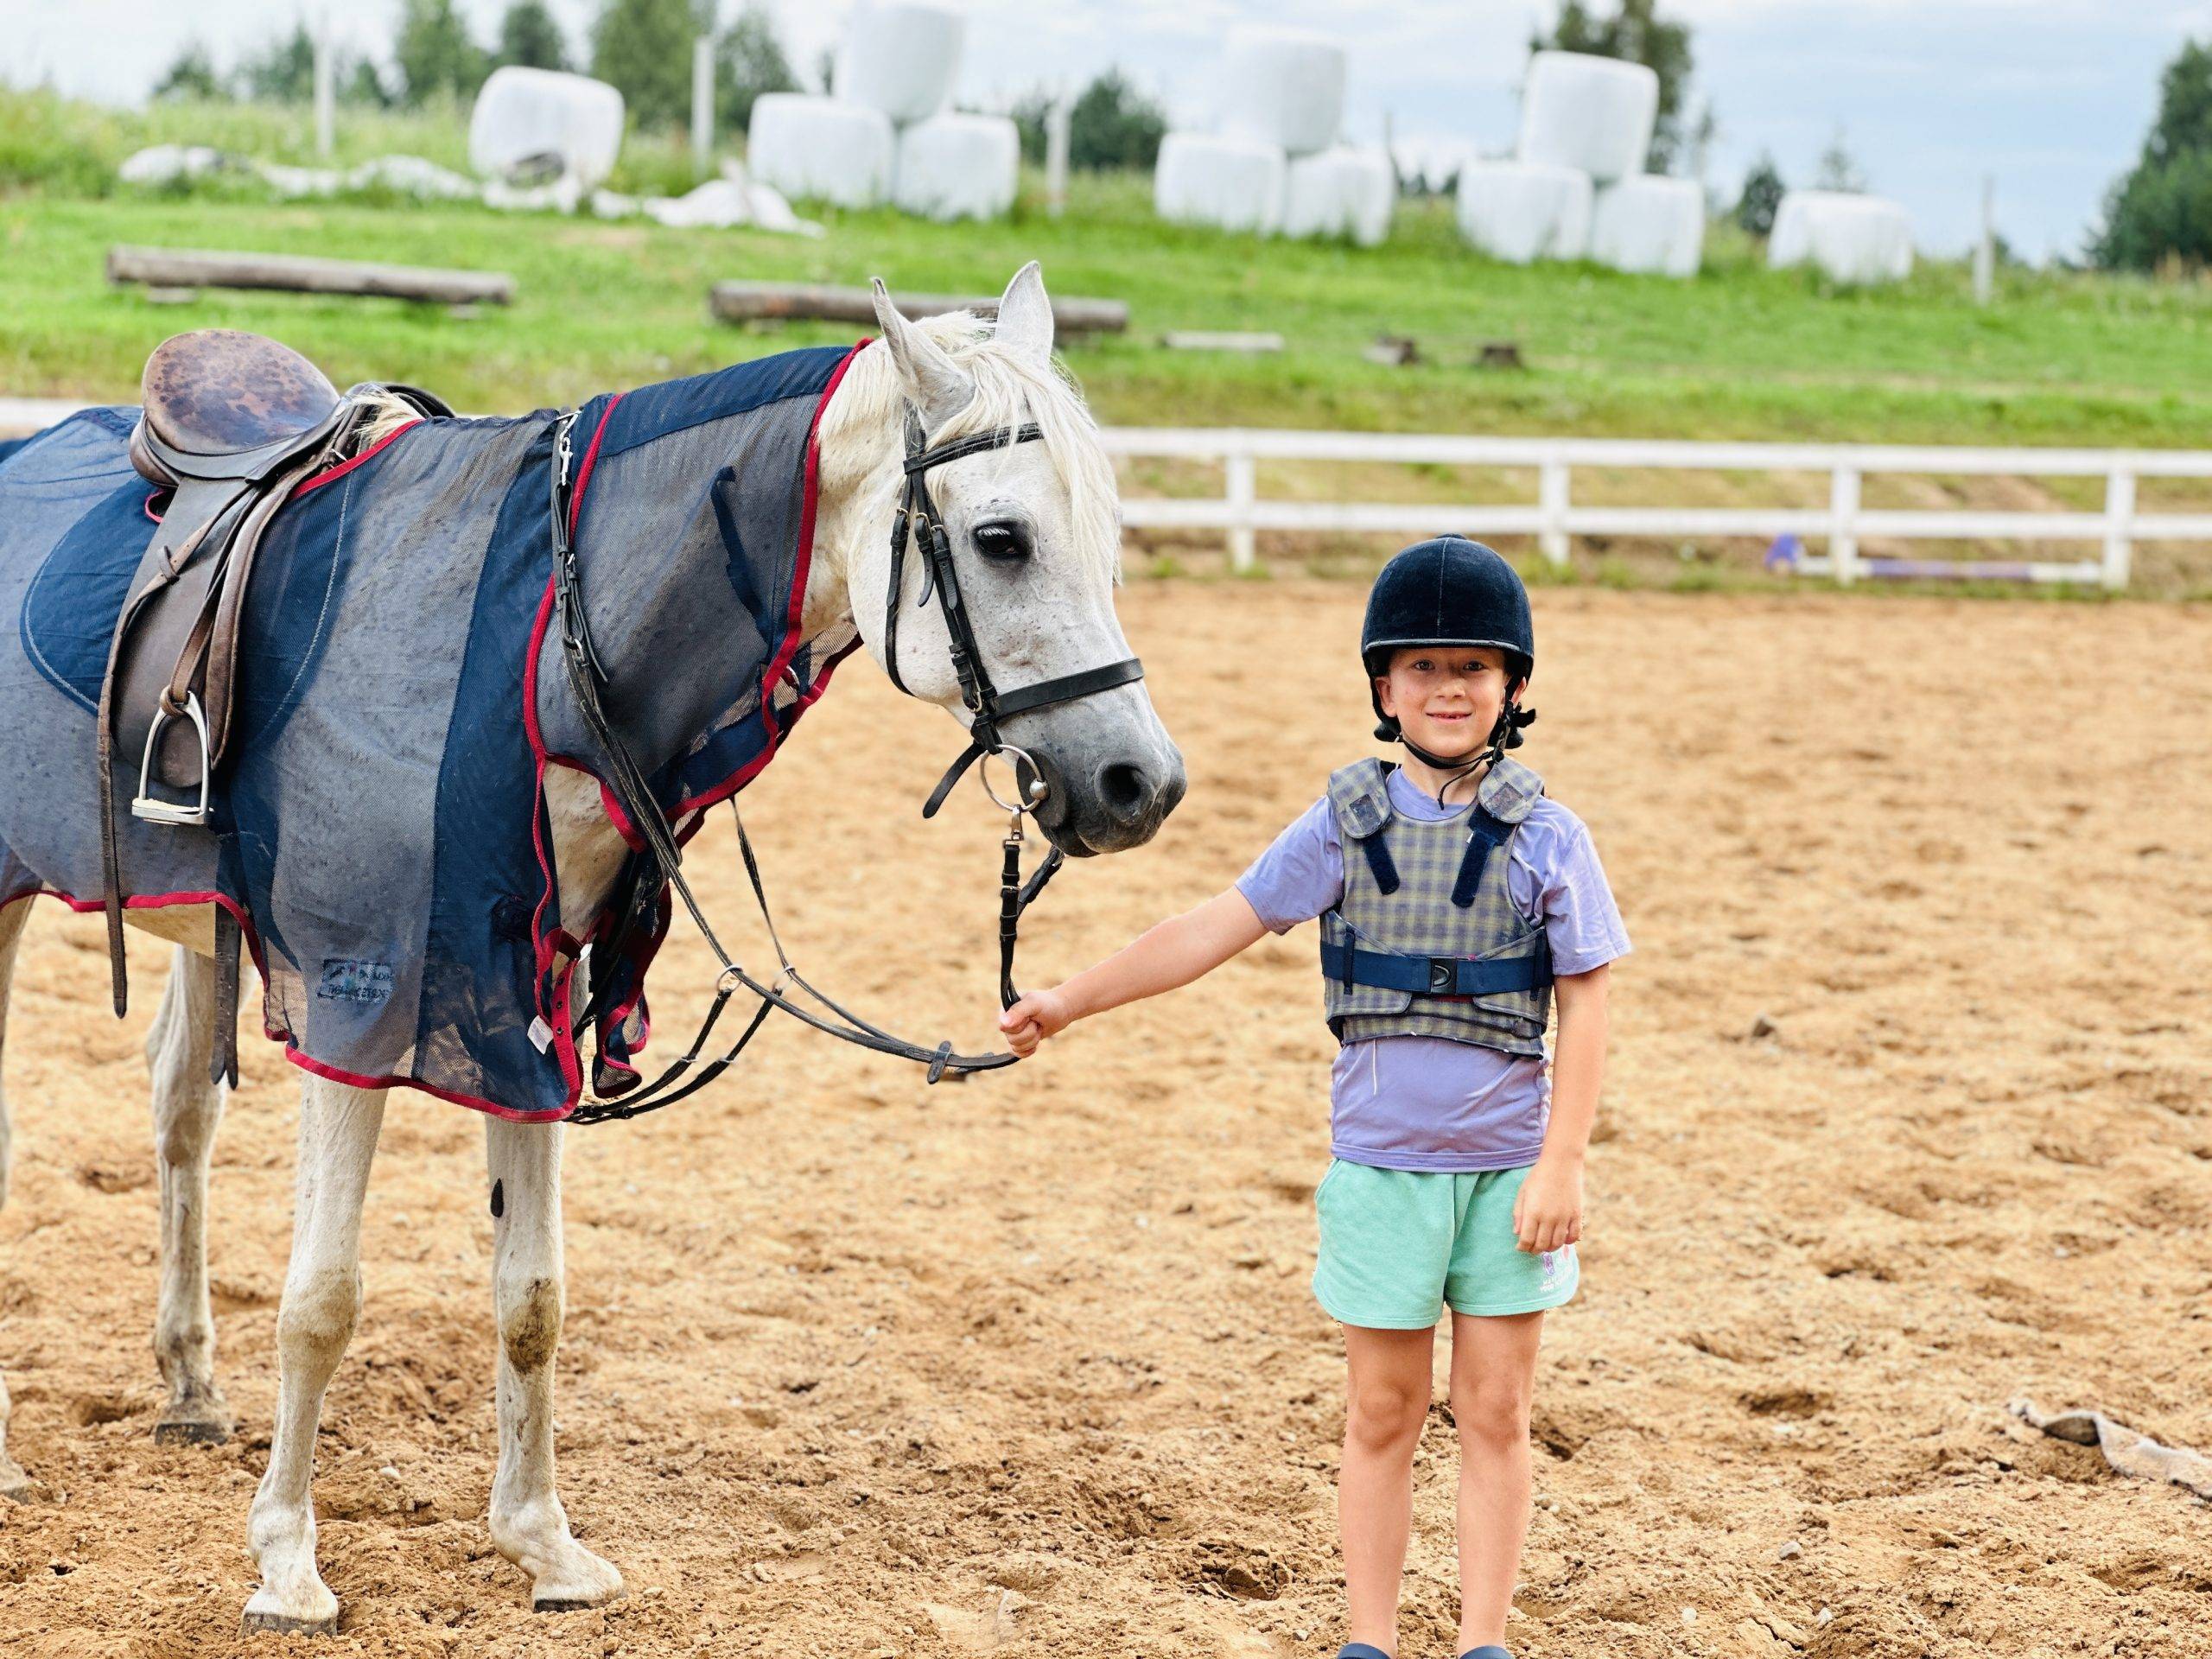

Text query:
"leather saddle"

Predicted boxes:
[[99, 329, 451, 1072]]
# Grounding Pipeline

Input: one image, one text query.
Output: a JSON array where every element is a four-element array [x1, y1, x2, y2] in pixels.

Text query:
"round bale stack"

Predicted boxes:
[[832, 2, 965, 124], [1156, 28, 1386, 244], [1769, 191, 1915, 284], [469, 67, 626, 191], [1517, 50, 1659, 183]]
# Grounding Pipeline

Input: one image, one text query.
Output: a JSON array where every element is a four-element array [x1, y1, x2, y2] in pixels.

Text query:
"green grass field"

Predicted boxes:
[[9, 90, 2212, 448], [7, 90, 2212, 596]]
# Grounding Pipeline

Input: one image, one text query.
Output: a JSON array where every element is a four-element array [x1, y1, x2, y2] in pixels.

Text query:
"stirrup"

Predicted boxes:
[[131, 693, 213, 828]]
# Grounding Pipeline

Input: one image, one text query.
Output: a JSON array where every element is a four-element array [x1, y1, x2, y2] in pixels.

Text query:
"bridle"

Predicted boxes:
[[554, 399, 1144, 1124]]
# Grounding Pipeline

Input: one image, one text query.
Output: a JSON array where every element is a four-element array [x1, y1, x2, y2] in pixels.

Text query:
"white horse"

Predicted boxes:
[[0, 265, 1183, 1632]]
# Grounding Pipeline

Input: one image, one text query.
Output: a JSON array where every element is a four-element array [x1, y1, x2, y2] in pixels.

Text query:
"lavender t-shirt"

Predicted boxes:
[[1236, 767, 1630, 1173]]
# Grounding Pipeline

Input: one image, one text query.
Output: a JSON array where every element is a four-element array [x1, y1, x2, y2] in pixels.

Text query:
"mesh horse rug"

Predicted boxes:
[[0, 344, 862, 1118]]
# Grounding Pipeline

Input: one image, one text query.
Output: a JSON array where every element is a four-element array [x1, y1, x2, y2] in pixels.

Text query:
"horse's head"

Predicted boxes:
[[842, 264, 1185, 856]]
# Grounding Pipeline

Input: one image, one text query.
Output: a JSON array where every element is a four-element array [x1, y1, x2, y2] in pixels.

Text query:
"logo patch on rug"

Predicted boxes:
[[318, 959, 394, 1004]]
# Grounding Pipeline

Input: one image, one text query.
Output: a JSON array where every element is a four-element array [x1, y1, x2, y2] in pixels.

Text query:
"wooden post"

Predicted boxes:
[[692, 36, 715, 178], [1045, 96, 1071, 219], [1829, 463, 1861, 586], [1976, 175, 1997, 302], [108, 245, 515, 306], [1224, 451, 1256, 574], [1538, 456, 1570, 567], [709, 280, 1128, 334], [2102, 465, 2136, 590], [313, 12, 335, 161]]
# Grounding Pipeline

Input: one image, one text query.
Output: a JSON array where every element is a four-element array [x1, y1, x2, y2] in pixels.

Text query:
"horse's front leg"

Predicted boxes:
[[243, 1077, 385, 1636], [146, 945, 232, 1444], [485, 1116, 622, 1611]]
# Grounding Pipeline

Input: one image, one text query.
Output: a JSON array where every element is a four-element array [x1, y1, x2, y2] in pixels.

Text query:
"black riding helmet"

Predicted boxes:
[[1361, 536, 1535, 762]]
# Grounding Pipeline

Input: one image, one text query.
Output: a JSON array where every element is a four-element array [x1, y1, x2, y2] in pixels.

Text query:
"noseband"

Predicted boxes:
[[552, 402, 1145, 1123]]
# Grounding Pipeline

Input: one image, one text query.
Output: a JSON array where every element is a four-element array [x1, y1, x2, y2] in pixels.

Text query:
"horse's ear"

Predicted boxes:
[[870, 276, 973, 429], [994, 261, 1053, 366]]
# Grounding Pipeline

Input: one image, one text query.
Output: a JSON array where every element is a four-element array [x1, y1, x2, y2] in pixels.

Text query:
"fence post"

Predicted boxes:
[[2102, 465, 2136, 590], [1829, 462, 1861, 586], [1224, 450, 1256, 574], [1539, 457, 1571, 567], [692, 37, 715, 177]]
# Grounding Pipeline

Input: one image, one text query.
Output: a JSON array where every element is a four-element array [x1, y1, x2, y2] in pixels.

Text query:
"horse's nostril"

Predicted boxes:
[[1098, 761, 1149, 819]]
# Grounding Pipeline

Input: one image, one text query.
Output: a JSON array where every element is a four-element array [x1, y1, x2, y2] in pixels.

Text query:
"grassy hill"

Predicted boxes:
[[6, 90, 2212, 596]]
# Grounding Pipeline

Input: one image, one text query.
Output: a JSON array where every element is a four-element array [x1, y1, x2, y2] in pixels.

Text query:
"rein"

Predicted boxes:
[[553, 401, 1142, 1124]]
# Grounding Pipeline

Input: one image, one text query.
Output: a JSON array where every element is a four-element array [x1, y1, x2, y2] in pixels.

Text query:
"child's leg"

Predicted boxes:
[[1447, 1310, 1545, 1653], [1340, 1323, 1435, 1654]]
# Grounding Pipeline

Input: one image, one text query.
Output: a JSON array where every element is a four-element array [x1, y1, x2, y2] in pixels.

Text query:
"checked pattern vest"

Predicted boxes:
[[1319, 755, 1553, 1056]]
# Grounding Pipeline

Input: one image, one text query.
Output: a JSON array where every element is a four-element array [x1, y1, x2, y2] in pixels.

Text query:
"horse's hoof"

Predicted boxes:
[[241, 1609, 338, 1637], [535, 1591, 624, 1615], [154, 1417, 231, 1446]]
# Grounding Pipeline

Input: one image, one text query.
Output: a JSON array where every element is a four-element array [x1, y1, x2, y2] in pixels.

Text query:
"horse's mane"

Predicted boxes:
[[818, 312, 1122, 585], [346, 314, 1120, 582]]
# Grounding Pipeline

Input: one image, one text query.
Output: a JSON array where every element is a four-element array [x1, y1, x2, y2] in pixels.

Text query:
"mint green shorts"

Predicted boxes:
[[1313, 1160, 1580, 1329]]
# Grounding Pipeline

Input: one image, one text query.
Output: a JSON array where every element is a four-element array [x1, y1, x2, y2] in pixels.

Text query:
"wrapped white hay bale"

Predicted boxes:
[[1154, 132, 1287, 235], [747, 94, 895, 209], [1518, 51, 1658, 185], [1768, 190, 1914, 283], [1281, 147, 1394, 245], [1455, 160, 1593, 263], [469, 67, 625, 189], [894, 112, 1020, 222], [1219, 27, 1347, 156], [1589, 175, 1704, 276], [118, 144, 232, 186], [833, 2, 964, 124]]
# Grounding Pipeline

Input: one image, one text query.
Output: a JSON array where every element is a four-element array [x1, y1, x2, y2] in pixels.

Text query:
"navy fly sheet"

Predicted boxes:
[[0, 343, 862, 1118]]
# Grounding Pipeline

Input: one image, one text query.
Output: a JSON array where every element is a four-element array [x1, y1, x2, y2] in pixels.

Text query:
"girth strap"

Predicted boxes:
[[1319, 940, 1552, 998], [210, 906, 241, 1090]]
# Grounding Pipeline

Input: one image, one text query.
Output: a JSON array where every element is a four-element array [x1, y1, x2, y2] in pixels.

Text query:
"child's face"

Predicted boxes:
[[1376, 645, 1516, 760]]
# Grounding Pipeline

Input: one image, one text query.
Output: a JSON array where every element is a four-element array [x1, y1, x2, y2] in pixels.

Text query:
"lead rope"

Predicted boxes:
[[556, 407, 1090, 1124]]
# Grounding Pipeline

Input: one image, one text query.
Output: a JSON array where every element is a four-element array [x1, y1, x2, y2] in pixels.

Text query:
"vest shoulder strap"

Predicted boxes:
[[1476, 755, 1545, 824], [1325, 758, 1399, 894]]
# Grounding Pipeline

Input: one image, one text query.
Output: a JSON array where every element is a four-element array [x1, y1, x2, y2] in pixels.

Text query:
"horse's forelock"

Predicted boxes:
[[829, 315, 1122, 587]]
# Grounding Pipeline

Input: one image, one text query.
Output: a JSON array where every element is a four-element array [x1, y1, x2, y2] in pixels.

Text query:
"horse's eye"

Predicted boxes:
[[972, 521, 1032, 564]]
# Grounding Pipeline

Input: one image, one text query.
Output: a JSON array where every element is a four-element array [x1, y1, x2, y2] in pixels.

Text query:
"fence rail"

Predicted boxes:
[[10, 398, 2209, 590], [1098, 428, 2212, 589]]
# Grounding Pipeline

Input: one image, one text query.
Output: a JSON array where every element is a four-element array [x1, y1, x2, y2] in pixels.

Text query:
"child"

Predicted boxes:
[[1001, 537, 1627, 1659]]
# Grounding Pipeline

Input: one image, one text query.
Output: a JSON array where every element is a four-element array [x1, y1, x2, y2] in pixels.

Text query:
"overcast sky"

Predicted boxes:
[[9, 0, 2210, 259]]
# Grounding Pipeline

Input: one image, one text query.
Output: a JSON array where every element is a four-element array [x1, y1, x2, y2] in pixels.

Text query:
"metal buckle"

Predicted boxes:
[[131, 693, 213, 828], [1427, 957, 1458, 994]]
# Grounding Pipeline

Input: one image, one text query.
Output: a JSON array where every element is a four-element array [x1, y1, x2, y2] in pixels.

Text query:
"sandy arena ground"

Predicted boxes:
[[0, 582, 2206, 1658]]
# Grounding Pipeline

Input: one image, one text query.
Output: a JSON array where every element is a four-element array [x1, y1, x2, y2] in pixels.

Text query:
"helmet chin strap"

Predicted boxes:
[[1395, 695, 1529, 797]]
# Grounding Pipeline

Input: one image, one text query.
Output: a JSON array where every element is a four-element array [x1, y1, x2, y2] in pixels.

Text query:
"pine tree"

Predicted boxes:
[[1733, 151, 1784, 237], [2094, 40, 2212, 270], [497, 1, 571, 73], [237, 24, 316, 103], [715, 3, 796, 135], [153, 43, 225, 102], [592, 0, 710, 131], [397, 0, 489, 106]]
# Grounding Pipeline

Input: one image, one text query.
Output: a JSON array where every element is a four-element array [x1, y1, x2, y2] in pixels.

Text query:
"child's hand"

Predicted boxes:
[[1512, 1154, 1585, 1254], [998, 987, 1074, 1058]]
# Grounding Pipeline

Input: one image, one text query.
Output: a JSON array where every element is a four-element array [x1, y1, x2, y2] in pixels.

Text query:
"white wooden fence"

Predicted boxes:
[[9, 398, 2208, 591], [1100, 428, 2212, 589]]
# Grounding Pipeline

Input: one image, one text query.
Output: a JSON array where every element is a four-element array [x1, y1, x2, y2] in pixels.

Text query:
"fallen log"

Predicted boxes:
[[709, 280, 1127, 335], [108, 246, 515, 307]]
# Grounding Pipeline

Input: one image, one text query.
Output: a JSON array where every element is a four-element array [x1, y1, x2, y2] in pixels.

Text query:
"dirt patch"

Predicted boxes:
[[0, 584, 2206, 1656]]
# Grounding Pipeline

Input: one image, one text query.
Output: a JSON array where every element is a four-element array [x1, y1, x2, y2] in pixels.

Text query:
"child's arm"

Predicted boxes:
[[1512, 963, 1609, 1254], [999, 887, 1269, 1057]]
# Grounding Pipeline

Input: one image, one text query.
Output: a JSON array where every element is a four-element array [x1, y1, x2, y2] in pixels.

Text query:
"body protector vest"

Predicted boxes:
[[1318, 756, 1553, 1055], [0, 345, 861, 1121]]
